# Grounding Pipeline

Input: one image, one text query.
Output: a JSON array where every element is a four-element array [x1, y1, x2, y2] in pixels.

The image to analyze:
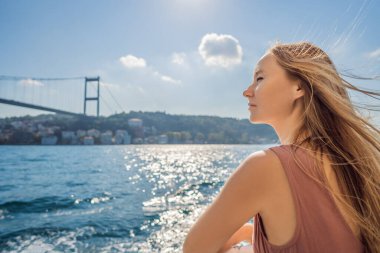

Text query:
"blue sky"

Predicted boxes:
[[0, 0, 379, 124]]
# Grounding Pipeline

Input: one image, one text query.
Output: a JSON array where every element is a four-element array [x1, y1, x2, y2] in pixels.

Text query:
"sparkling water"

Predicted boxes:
[[0, 144, 271, 252]]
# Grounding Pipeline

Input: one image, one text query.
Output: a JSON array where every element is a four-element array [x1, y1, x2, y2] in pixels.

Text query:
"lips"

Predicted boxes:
[[248, 103, 256, 111]]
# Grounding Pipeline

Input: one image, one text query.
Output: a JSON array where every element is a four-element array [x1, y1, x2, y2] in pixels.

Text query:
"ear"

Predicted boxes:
[[293, 80, 305, 100]]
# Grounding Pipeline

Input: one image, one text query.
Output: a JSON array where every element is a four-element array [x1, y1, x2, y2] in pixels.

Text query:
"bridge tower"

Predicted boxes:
[[83, 76, 100, 117]]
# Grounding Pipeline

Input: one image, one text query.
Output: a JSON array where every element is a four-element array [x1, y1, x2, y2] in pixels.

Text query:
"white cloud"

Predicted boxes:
[[100, 81, 119, 89], [137, 86, 146, 94], [367, 48, 380, 59], [171, 52, 186, 65], [19, 79, 44, 87], [118, 54, 181, 85], [160, 75, 181, 84], [119, 55, 147, 68], [198, 33, 243, 68], [153, 71, 182, 85]]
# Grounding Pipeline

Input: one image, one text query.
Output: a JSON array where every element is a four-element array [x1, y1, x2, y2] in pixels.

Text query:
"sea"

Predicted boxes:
[[0, 144, 273, 253]]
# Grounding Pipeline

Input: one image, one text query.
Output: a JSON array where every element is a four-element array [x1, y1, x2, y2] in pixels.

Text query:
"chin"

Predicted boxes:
[[249, 115, 263, 124], [249, 117, 258, 124]]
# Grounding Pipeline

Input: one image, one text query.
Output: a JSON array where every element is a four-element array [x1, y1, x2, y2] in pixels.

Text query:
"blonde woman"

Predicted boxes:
[[183, 41, 380, 253]]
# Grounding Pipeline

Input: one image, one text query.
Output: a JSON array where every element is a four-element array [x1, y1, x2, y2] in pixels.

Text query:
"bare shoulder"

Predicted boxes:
[[246, 148, 295, 208], [230, 148, 284, 209], [182, 148, 284, 252], [238, 148, 283, 179]]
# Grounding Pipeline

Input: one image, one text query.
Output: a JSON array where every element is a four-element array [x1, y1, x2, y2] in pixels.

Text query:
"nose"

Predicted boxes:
[[243, 84, 253, 97]]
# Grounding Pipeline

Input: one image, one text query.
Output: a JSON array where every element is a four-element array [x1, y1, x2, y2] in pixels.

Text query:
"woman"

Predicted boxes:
[[183, 41, 380, 253]]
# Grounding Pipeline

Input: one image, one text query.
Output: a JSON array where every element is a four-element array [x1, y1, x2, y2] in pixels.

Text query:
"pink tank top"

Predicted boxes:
[[252, 144, 364, 253]]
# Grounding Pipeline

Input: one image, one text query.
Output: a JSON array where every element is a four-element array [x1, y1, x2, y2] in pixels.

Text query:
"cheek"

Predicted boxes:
[[256, 83, 293, 115]]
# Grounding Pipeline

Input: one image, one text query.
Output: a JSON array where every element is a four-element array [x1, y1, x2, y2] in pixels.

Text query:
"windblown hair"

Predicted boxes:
[[268, 41, 380, 253]]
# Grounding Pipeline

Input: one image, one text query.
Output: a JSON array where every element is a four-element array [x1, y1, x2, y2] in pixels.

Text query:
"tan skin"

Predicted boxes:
[[183, 52, 359, 253], [243, 52, 360, 243], [244, 52, 307, 144], [221, 52, 307, 253]]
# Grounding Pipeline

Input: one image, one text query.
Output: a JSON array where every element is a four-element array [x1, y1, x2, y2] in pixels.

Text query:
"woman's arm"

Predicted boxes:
[[217, 222, 253, 253], [183, 151, 271, 253]]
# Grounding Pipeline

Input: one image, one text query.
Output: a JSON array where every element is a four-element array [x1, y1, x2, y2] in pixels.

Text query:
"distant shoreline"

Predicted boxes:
[[0, 111, 278, 145]]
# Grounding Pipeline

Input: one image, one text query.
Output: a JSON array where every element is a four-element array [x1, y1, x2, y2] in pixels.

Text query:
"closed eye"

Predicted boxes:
[[256, 77, 263, 82]]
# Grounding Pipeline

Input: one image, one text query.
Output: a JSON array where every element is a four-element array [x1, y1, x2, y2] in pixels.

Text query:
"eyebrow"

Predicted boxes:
[[253, 69, 264, 78]]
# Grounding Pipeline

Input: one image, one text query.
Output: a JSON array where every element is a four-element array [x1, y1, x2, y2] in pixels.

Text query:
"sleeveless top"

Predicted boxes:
[[252, 144, 364, 253]]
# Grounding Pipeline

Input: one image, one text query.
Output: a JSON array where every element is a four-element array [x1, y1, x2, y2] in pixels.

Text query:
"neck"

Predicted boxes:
[[271, 105, 310, 146]]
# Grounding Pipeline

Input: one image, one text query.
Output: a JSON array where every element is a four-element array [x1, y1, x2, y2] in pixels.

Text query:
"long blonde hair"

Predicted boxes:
[[269, 41, 380, 253]]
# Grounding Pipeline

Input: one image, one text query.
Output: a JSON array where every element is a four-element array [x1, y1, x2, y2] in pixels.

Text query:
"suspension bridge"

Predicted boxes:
[[0, 75, 124, 117]]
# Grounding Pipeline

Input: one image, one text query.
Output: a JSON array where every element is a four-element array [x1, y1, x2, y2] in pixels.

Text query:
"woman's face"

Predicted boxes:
[[243, 52, 302, 125]]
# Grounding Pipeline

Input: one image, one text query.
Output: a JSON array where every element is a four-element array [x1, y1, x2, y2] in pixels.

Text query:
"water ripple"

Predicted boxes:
[[0, 144, 269, 252]]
